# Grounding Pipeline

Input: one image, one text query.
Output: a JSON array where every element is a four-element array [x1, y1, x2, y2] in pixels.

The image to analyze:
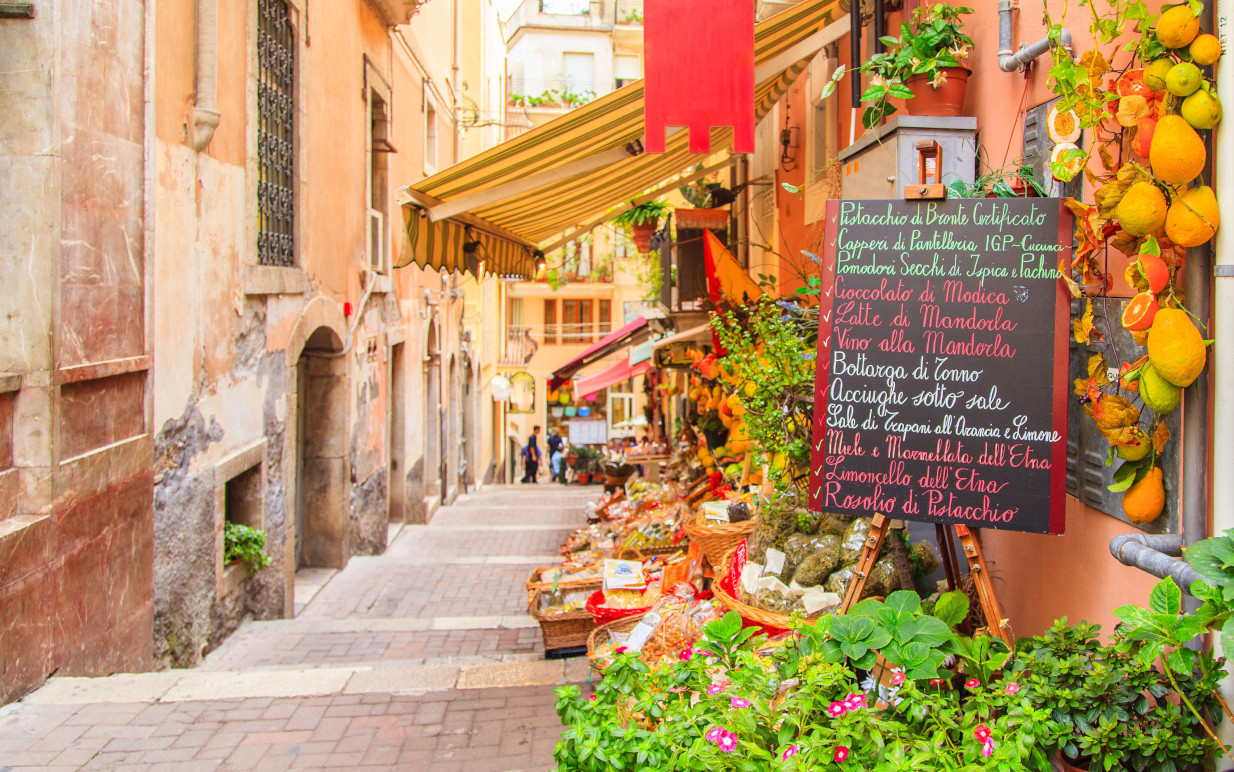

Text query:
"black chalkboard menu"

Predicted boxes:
[[808, 199, 1072, 534]]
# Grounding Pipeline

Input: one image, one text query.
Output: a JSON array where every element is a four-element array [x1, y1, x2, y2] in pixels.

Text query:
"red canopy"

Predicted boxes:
[[574, 359, 653, 399], [549, 317, 650, 390]]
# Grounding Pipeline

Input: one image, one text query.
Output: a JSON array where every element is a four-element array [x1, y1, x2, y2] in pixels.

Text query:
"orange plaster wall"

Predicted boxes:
[[819, 1, 1165, 634]]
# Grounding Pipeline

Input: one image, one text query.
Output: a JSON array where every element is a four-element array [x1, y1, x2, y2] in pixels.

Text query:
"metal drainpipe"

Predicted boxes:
[[997, 0, 1074, 72], [191, 0, 221, 151], [1109, 533, 1205, 595]]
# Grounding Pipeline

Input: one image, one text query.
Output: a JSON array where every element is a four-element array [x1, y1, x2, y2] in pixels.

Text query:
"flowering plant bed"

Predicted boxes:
[[554, 592, 1073, 770]]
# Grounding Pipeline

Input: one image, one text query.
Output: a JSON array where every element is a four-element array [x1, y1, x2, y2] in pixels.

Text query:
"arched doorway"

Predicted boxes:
[[295, 326, 348, 569]]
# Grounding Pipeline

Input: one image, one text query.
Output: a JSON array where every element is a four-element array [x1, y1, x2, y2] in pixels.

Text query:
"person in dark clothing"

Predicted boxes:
[[546, 429, 565, 482], [522, 426, 542, 483]]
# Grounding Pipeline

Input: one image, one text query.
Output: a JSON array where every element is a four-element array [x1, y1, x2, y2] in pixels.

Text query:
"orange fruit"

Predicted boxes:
[[1144, 58, 1174, 90], [1147, 308, 1207, 387], [1165, 61, 1203, 97], [1122, 291, 1159, 331], [1138, 252, 1169, 293], [1047, 104, 1081, 143], [1139, 363, 1182, 414], [1123, 466, 1166, 524], [1190, 33, 1222, 66], [1164, 185, 1220, 248], [1134, 116, 1156, 158], [1149, 115, 1206, 186], [1180, 90, 1222, 130], [1156, 5, 1200, 49], [1116, 182, 1168, 236], [1116, 427, 1153, 461]]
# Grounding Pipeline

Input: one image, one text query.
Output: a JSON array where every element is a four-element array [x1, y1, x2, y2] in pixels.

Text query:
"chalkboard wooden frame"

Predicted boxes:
[[808, 198, 1073, 535]]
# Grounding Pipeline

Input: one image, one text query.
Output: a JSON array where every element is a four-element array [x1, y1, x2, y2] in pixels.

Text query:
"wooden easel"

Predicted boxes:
[[836, 155, 1012, 645], [837, 514, 1012, 646]]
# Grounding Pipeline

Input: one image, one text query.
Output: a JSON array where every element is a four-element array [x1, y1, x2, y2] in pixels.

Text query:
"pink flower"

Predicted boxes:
[[615, 646, 627, 654], [834, 745, 849, 762], [669, 686, 687, 693], [707, 727, 738, 753], [1004, 681, 1020, 695], [730, 697, 751, 708], [782, 745, 800, 759], [890, 671, 906, 687], [965, 678, 981, 689], [929, 678, 945, 687], [982, 738, 995, 757], [843, 693, 866, 710], [827, 701, 847, 718], [973, 725, 991, 743], [698, 649, 715, 656], [679, 646, 694, 661], [707, 682, 726, 695], [588, 694, 597, 701]]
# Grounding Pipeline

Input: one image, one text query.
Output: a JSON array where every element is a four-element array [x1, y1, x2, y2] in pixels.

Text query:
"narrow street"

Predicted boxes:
[[0, 485, 596, 771]]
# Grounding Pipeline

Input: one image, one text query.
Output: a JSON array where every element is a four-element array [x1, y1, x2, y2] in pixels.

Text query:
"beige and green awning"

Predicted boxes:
[[397, 0, 846, 276]]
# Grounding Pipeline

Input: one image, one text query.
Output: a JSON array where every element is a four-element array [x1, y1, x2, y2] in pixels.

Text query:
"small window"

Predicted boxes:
[[599, 299, 611, 336], [544, 299, 557, 344], [225, 465, 264, 531], [425, 96, 438, 174], [614, 54, 641, 89], [369, 90, 391, 273]]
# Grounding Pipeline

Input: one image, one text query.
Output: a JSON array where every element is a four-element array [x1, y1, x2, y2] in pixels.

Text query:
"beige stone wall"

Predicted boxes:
[[0, 0, 155, 703]]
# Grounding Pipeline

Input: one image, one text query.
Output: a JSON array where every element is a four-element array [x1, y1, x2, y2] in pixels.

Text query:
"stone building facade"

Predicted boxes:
[[0, 0, 510, 701]]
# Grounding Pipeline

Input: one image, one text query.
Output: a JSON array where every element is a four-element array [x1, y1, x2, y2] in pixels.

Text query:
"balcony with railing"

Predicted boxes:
[[507, 78, 609, 110], [500, 326, 539, 367], [543, 321, 614, 345]]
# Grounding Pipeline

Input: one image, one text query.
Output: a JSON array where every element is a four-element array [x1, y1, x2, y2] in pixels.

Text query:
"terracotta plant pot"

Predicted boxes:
[[630, 218, 660, 254], [576, 472, 592, 484], [566, 454, 579, 468], [674, 208, 729, 230], [985, 178, 1040, 198], [904, 67, 971, 117]]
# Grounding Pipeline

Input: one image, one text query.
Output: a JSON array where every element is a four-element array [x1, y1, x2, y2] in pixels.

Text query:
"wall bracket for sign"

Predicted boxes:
[[839, 514, 1012, 646]]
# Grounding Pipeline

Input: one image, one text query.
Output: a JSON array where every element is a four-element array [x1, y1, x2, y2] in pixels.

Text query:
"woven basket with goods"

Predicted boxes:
[[711, 550, 795, 635], [586, 588, 655, 626], [683, 510, 757, 567], [586, 585, 721, 675], [524, 565, 602, 594], [528, 584, 597, 650]]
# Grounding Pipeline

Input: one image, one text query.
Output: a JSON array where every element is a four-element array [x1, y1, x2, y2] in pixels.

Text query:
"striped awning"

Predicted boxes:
[[398, 0, 844, 276]]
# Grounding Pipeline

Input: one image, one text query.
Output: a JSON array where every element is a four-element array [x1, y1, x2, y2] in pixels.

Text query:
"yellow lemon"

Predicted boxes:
[[1122, 467, 1166, 524], [1149, 115, 1206, 186], [1165, 61, 1203, 97], [1180, 89, 1222, 130], [1190, 33, 1223, 66], [1147, 307, 1207, 387], [1164, 185, 1220, 248], [1156, 5, 1200, 49], [1116, 182, 1168, 236]]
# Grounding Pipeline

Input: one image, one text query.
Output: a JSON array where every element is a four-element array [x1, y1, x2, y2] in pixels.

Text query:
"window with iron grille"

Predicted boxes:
[[258, 0, 295, 266]]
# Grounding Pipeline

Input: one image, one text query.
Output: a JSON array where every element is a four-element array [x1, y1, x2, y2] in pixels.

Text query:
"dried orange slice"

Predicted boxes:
[[1122, 291, 1159, 331], [1047, 104, 1081, 143]]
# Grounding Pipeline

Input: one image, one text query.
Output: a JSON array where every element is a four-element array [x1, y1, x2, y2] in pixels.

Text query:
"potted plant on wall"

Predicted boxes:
[[825, 4, 974, 129], [611, 199, 672, 254], [224, 522, 273, 573]]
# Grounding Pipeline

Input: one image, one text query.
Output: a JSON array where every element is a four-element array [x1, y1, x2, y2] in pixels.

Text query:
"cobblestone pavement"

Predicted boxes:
[[0, 485, 600, 771]]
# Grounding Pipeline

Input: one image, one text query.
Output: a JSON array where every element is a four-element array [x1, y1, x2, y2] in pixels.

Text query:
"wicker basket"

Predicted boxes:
[[524, 567, 602, 596], [683, 512, 757, 568], [585, 615, 643, 674], [528, 585, 598, 650], [586, 589, 653, 626], [711, 548, 795, 634], [618, 543, 687, 561]]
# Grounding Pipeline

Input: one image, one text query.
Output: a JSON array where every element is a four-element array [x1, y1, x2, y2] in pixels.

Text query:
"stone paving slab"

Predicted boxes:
[[1, 685, 591, 771], [1, 484, 599, 770]]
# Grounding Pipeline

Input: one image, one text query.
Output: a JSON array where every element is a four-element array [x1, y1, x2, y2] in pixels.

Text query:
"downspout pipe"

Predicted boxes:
[[1109, 533, 1205, 596], [997, 0, 1074, 72], [191, 0, 221, 151]]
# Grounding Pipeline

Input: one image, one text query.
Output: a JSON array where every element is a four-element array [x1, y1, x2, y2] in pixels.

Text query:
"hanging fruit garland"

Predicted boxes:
[[1045, 0, 1220, 525]]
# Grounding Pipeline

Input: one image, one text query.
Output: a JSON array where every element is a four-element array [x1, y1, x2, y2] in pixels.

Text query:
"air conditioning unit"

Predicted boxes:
[[367, 208, 387, 274]]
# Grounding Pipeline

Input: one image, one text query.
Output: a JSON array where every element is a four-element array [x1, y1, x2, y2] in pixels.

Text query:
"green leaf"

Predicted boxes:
[[1113, 604, 1157, 631], [933, 590, 970, 627], [1149, 577, 1182, 616], [885, 591, 921, 617], [888, 84, 916, 100], [820, 80, 837, 99], [910, 616, 954, 647]]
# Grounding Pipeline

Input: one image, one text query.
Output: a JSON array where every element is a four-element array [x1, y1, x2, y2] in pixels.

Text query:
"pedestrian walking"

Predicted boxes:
[[547, 429, 565, 482], [521, 425, 542, 483]]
